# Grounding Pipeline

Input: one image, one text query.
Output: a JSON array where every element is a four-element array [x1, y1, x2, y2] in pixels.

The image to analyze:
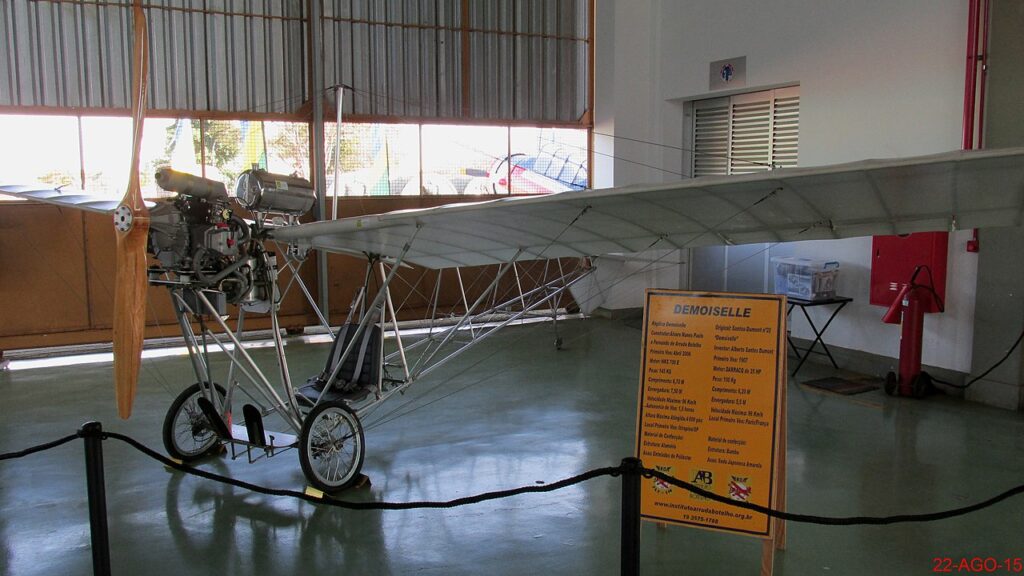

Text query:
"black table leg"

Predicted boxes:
[[792, 301, 849, 376], [785, 303, 801, 364]]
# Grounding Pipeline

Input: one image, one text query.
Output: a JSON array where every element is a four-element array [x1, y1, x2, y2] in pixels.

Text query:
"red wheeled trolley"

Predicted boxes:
[[882, 266, 944, 398]]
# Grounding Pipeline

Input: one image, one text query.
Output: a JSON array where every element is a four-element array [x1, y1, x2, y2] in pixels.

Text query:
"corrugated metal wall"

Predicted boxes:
[[0, 0, 590, 124], [0, 0, 307, 115]]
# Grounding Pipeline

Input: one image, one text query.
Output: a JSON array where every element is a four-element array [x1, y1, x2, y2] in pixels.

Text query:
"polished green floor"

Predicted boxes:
[[2, 317, 1023, 575]]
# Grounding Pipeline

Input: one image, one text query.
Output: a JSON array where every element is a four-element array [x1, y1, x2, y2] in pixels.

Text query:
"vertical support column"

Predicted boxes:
[[970, 0, 1024, 411], [333, 84, 344, 220], [80, 421, 111, 576], [620, 457, 641, 576], [586, 0, 595, 188], [308, 0, 330, 320], [460, 0, 471, 117]]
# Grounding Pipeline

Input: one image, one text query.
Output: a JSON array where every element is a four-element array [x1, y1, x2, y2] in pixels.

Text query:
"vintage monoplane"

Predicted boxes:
[[4, 4, 1024, 492]]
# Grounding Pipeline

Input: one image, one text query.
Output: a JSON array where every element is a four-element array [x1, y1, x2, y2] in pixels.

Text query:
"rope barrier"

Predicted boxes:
[[641, 467, 1024, 526], [3, 429, 1024, 525], [103, 430, 620, 510], [0, 432, 79, 461]]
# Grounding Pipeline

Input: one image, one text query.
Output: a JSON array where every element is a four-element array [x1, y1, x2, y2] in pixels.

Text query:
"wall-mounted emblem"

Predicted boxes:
[[710, 56, 746, 90]]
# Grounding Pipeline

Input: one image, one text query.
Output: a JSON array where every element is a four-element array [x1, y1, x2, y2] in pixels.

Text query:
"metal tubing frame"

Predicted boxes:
[[201, 329, 296, 426], [194, 290, 303, 432], [266, 253, 296, 404], [379, 262, 411, 383], [316, 232, 418, 404], [269, 302, 297, 411], [513, 262, 527, 324], [427, 268, 444, 336], [224, 307, 246, 396], [454, 267, 476, 337], [358, 265, 591, 416], [383, 260, 583, 364], [170, 292, 210, 386], [280, 253, 332, 331], [409, 250, 523, 377], [413, 265, 592, 381], [169, 291, 227, 415]]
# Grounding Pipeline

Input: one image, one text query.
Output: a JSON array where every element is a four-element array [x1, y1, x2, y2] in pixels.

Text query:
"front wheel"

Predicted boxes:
[[163, 382, 227, 461], [299, 400, 365, 492]]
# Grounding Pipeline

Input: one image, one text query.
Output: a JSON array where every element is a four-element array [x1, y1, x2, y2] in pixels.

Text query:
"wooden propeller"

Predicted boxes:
[[112, 1, 150, 419]]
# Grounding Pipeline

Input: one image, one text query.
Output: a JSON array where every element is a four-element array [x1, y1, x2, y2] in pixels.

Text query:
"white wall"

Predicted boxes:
[[593, 0, 978, 372]]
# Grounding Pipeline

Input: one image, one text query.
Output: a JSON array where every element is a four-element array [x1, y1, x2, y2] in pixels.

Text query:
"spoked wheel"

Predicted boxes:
[[163, 382, 227, 461], [299, 400, 365, 492]]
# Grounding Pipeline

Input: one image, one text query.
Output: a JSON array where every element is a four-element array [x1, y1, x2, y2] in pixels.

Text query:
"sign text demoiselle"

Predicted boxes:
[[673, 304, 752, 318]]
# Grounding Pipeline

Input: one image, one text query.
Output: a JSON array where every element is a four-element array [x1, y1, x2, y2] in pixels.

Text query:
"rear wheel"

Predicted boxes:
[[911, 372, 932, 398], [884, 371, 898, 396], [163, 382, 227, 461], [299, 400, 365, 492]]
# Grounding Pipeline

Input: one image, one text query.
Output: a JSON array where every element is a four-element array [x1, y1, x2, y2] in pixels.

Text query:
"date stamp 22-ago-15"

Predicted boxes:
[[933, 558, 1024, 573]]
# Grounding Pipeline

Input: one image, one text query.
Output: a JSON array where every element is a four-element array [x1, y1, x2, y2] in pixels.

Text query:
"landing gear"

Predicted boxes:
[[163, 382, 227, 461], [299, 400, 365, 492]]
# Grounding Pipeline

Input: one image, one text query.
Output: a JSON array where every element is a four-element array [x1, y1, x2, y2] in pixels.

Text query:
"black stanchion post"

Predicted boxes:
[[81, 421, 111, 576], [621, 457, 641, 576]]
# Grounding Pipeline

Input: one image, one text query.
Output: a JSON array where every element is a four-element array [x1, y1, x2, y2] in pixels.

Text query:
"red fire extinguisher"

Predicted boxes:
[[882, 266, 944, 398]]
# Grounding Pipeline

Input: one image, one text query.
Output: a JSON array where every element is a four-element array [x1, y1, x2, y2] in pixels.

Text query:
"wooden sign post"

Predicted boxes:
[[635, 290, 787, 575]]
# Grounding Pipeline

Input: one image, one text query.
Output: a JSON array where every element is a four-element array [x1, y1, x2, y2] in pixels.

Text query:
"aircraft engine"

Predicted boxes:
[[150, 168, 267, 309], [233, 168, 316, 217]]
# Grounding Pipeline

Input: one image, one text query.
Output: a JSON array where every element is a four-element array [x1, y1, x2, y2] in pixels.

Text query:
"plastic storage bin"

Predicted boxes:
[[772, 257, 840, 301]]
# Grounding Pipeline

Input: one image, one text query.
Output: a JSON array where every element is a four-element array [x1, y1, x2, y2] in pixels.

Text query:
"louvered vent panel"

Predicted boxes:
[[693, 104, 730, 177], [771, 94, 800, 168], [729, 99, 772, 175], [691, 88, 798, 177]]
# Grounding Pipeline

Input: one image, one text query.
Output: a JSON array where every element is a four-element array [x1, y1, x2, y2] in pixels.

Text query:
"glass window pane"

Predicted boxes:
[[265, 121, 310, 179], [81, 116, 192, 200], [420, 124, 509, 195], [141, 117, 192, 198], [204, 119, 267, 188], [507, 127, 588, 194], [0, 114, 81, 200], [81, 115, 131, 201], [327, 123, 420, 197]]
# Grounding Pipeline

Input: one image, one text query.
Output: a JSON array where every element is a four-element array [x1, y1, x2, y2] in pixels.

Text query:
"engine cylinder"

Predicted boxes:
[[155, 168, 228, 201], [234, 169, 316, 216]]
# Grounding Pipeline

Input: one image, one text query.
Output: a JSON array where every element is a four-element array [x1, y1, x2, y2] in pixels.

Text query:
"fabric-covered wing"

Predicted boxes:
[[272, 147, 1024, 269], [0, 183, 144, 214]]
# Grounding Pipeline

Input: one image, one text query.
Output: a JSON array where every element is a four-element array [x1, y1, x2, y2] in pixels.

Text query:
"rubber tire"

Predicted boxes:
[[884, 371, 898, 396], [162, 382, 227, 461], [299, 400, 365, 492], [911, 372, 932, 399]]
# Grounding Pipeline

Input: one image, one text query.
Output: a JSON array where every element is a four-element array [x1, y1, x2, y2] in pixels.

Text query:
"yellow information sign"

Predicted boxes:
[[636, 290, 786, 537]]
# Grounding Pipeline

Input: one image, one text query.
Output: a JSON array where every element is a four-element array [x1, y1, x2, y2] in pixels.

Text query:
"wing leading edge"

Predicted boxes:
[[0, 183, 156, 214], [274, 147, 1024, 269]]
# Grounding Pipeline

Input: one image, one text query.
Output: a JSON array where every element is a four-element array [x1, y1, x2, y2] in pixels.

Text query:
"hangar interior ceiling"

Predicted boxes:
[[0, 0, 591, 123], [0, 0, 595, 352]]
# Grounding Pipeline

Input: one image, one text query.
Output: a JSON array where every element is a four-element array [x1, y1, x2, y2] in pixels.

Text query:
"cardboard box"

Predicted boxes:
[[771, 257, 839, 301]]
